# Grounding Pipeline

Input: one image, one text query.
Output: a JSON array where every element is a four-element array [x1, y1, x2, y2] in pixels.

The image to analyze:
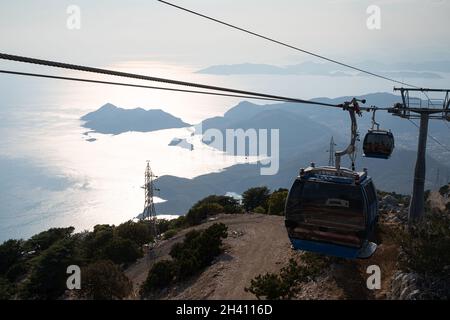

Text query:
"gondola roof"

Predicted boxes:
[[298, 166, 369, 185]]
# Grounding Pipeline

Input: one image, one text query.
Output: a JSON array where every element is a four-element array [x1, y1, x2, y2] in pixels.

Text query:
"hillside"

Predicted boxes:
[[128, 187, 450, 300], [126, 214, 290, 299], [124, 212, 433, 300]]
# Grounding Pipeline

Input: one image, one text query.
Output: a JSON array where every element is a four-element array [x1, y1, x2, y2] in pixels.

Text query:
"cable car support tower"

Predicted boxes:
[[389, 88, 450, 221]]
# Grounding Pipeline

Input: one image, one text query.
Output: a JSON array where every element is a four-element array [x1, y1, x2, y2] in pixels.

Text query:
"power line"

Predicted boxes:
[[158, 0, 421, 89], [0, 53, 339, 107], [0, 69, 306, 103], [408, 118, 450, 153]]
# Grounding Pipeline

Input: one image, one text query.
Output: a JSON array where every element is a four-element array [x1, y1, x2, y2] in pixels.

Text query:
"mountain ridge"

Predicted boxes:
[[81, 103, 190, 135]]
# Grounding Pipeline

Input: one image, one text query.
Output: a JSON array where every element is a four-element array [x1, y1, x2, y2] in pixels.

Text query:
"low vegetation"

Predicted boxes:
[[245, 253, 333, 300], [79, 260, 133, 300], [397, 211, 450, 278], [140, 223, 228, 295], [0, 220, 156, 300]]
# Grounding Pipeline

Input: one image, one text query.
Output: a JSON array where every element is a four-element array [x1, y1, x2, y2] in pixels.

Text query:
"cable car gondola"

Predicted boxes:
[[363, 110, 395, 159], [284, 99, 378, 259], [285, 165, 378, 259]]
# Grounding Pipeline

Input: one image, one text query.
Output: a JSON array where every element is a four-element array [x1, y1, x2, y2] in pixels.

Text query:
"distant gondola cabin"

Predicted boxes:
[[363, 130, 395, 159]]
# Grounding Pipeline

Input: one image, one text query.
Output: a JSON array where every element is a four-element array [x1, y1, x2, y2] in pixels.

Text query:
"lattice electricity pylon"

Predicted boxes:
[[327, 136, 336, 167], [141, 161, 159, 237]]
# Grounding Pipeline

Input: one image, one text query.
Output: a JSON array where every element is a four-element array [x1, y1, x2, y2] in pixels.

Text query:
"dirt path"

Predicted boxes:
[[125, 214, 292, 299]]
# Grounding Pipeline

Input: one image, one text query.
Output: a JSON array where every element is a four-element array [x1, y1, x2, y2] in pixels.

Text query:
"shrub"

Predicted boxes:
[[267, 190, 288, 216], [0, 239, 24, 275], [246, 273, 289, 300], [82, 225, 115, 260], [253, 206, 266, 214], [79, 260, 132, 300], [163, 229, 178, 240], [115, 221, 153, 246], [191, 195, 241, 214], [245, 254, 331, 300], [141, 223, 228, 294], [439, 184, 449, 196], [19, 238, 78, 300], [103, 237, 142, 265], [141, 260, 177, 293], [446, 202, 450, 212], [185, 203, 224, 226], [25, 227, 74, 252], [397, 212, 450, 278], [168, 216, 187, 230], [0, 277, 13, 300], [242, 187, 271, 212], [5, 261, 29, 282]]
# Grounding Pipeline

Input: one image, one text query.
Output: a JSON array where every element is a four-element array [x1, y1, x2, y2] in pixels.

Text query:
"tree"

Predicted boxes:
[[268, 190, 288, 216], [79, 260, 132, 300], [25, 227, 74, 252], [0, 239, 24, 275], [103, 237, 142, 265], [19, 238, 78, 300], [141, 260, 176, 293], [242, 187, 271, 212], [253, 206, 266, 214], [185, 203, 224, 226], [115, 221, 153, 246], [82, 225, 115, 260], [0, 277, 13, 300]]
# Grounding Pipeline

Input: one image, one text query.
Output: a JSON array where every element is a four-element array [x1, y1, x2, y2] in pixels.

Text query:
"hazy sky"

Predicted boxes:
[[1, 0, 449, 68]]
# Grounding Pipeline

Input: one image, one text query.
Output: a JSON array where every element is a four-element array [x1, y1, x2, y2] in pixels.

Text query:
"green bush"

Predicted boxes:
[[242, 187, 271, 212], [439, 184, 449, 196], [79, 260, 132, 300], [103, 237, 142, 265], [169, 216, 187, 229], [5, 261, 29, 282], [0, 277, 14, 300], [186, 203, 224, 226], [245, 254, 331, 300], [163, 229, 178, 240], [268, 190, 288, 216], [19, 238, 79, 300], [25, 227, 74, 252], [82, 225, 115, 260], [397, 212, 450, 277], [253, 206, 266, 214], [141, 260, 177, 293], [115, 220, 153, 246], [191, 195, 241, 214], [141, 223, 228, 295], [0, 239, 24, 275]]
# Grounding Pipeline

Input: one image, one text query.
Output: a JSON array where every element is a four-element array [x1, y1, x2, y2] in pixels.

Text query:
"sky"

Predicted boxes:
[[1, 0, 449, 68]]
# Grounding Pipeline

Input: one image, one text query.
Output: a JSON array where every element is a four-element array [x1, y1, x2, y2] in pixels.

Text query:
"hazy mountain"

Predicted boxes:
[[81, 103, 190, 135], [200, 103, 333, 157], [196, 62, 445, 78]]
